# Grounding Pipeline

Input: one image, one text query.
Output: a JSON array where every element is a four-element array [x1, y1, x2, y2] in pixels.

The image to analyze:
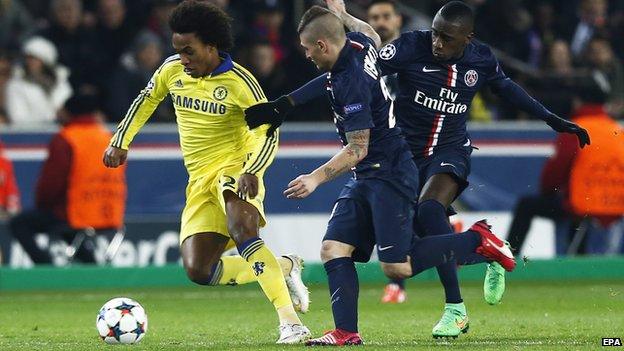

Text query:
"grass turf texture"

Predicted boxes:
[[0, 281, 622, 350]]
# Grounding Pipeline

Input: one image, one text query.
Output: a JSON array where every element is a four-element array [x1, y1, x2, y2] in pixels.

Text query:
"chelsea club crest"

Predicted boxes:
[[213, 86, 228, 100]]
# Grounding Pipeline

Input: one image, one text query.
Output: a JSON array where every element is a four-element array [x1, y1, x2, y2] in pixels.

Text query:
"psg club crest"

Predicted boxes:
[[464, 70, 478, 87], [379, 44, 396, 60], [213, 86, 228, 100]]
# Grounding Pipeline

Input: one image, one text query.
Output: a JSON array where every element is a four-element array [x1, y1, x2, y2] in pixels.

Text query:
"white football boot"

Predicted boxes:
[[282, 254, 310, 313], [276, 323, 311, 344]]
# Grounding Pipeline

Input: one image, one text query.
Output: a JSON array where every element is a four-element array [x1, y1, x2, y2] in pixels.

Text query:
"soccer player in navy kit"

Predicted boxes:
[[246, 1, 590, 339], [280, 4, 516, 346]]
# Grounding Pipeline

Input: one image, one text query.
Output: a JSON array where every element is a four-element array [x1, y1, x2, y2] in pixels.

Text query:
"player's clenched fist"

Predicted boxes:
[[103, 146, 128, 168], [238, 173, 259, 199], [284, 174, 320, 199]]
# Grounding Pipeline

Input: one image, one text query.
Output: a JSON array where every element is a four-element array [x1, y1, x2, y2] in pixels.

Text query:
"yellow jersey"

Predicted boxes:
[[110, 53, 277, 180]]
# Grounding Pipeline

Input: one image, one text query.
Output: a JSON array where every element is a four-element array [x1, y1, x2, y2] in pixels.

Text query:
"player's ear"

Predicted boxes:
[[317, 39, 327, 53], [465, 31, 474, 44]]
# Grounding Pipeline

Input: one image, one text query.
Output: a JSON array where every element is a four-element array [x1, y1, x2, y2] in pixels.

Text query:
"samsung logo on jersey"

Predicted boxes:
[[170, 93, 227, 114], [344, 103, 364, 114], [414, 90, 468, 114]]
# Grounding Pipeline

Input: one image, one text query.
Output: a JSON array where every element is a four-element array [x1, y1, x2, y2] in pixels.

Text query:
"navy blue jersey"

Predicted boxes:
[[327, 32, 413, 180], [378, 30, 508, 158]]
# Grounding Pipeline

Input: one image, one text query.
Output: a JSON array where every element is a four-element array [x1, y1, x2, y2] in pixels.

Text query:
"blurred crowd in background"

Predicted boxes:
[[0, 0, 622, 126]]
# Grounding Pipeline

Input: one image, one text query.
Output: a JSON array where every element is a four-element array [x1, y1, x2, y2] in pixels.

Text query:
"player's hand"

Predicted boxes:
[[238, 173, 259, 199], [326, 0, 346, 15], [284, 174, 320, 199], [244, 95, 294, 137], [545, 114, 591, 148], [103, 146, 128, 168]]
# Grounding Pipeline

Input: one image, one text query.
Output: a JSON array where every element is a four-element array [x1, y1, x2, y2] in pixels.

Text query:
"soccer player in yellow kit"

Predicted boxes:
[[102, 0, 310, 343]]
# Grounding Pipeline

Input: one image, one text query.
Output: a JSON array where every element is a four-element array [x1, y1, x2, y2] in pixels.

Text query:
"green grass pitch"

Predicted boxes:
[[0, 280, 622, 350]]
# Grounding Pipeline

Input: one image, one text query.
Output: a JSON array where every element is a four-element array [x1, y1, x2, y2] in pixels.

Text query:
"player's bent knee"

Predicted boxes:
[[184, 261, 219, 286], [320, 240, 354, 263], [381, 262, 412, 280]]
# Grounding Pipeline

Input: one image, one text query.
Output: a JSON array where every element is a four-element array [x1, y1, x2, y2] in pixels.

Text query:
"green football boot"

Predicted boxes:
[[432, 303, 469, 338], [484, 261, 507, 305]]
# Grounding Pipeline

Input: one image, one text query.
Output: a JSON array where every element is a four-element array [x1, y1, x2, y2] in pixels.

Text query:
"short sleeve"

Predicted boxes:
[[378, 32, 417, 75], [334, 76, 374, 133]]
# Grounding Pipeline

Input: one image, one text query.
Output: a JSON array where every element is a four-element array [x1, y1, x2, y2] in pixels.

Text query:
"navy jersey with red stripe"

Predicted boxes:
[[378, 30, 508, 158], [327, 32, 414, 181]]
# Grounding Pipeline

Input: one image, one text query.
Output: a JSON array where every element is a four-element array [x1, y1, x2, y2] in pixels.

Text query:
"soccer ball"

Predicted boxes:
[[96, 297, 148, 344]]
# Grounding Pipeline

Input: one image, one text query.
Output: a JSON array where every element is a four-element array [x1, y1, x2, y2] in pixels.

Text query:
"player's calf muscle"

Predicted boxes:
[[224, 192, 260, 244]]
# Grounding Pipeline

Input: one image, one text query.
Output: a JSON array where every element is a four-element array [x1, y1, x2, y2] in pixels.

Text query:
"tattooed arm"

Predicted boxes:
[[326, 0, 381, 48], [284, 129, 370, 199]]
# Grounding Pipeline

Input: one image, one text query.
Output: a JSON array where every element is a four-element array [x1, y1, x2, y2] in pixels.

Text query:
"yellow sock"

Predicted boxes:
[[239, 238, 294, 311], [278, 256, 293, 277], [214, 256, 293, 286], [215, 256, 256, 285]]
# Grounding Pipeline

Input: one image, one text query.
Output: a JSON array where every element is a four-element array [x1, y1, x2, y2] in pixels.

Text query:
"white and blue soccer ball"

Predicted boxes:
[[96, 297, 148, 344]]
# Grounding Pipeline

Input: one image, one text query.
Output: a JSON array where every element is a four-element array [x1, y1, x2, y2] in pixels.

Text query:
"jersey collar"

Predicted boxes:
[[210, 51, 234, 76], [331, 40, 353, 73]]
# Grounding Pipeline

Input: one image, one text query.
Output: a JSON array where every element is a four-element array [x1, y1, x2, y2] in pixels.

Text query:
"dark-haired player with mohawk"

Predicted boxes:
[[102, 0, 310, 343], [246, 0, 590, 340]]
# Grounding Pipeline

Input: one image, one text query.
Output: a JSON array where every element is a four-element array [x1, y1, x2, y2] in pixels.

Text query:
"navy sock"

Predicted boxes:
[[388, 278, 405, 289], [410, 231, 482, 275], [324, 257, 359, 333], [418, 199, 462, 303]]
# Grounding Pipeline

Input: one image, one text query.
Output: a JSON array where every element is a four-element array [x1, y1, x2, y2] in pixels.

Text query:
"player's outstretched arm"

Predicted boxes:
[[326, 0, 381, 48], [245, 74, 327, 135], [494, 79, 590, 148], [284, 129, 369, 199]]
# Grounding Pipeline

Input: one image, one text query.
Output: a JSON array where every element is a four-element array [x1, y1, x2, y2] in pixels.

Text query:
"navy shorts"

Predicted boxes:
[[324, 178, 416, 263], [414, 145, 472, 215]]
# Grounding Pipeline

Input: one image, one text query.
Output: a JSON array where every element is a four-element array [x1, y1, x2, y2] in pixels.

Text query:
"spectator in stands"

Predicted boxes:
[[474, 0, 532, 61], [107, 30, 174, 122], [243, 39, 287, 100], [0, 108, 8, 125], [38, 0, 100, 93], [251, 2, 287, 63], [0, 51, 12, 124], [561, 0, 609, 58], [92, 0, 140, 94], [0, 140, 20, 220], [545, 40, 574, 76], [526, 2, 556, 68], [205, 0, 244, 39], [528, 40, 576, 118], [5, 36, 72, 125], [0, 0, 35, 54], [9, 92, 127, 264], [145, 0, 177, 56], [507, 72, 624, 255], [367, 0, 402, 47], [583, 36, 624, 118]]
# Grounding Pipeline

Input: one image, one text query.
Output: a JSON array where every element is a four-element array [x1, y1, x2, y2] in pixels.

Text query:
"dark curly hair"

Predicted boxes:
[[168, 0, 234, 51]]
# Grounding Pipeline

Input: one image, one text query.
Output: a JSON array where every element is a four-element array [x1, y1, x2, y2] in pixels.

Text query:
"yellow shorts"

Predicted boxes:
[[179, 162, 267, 247]]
